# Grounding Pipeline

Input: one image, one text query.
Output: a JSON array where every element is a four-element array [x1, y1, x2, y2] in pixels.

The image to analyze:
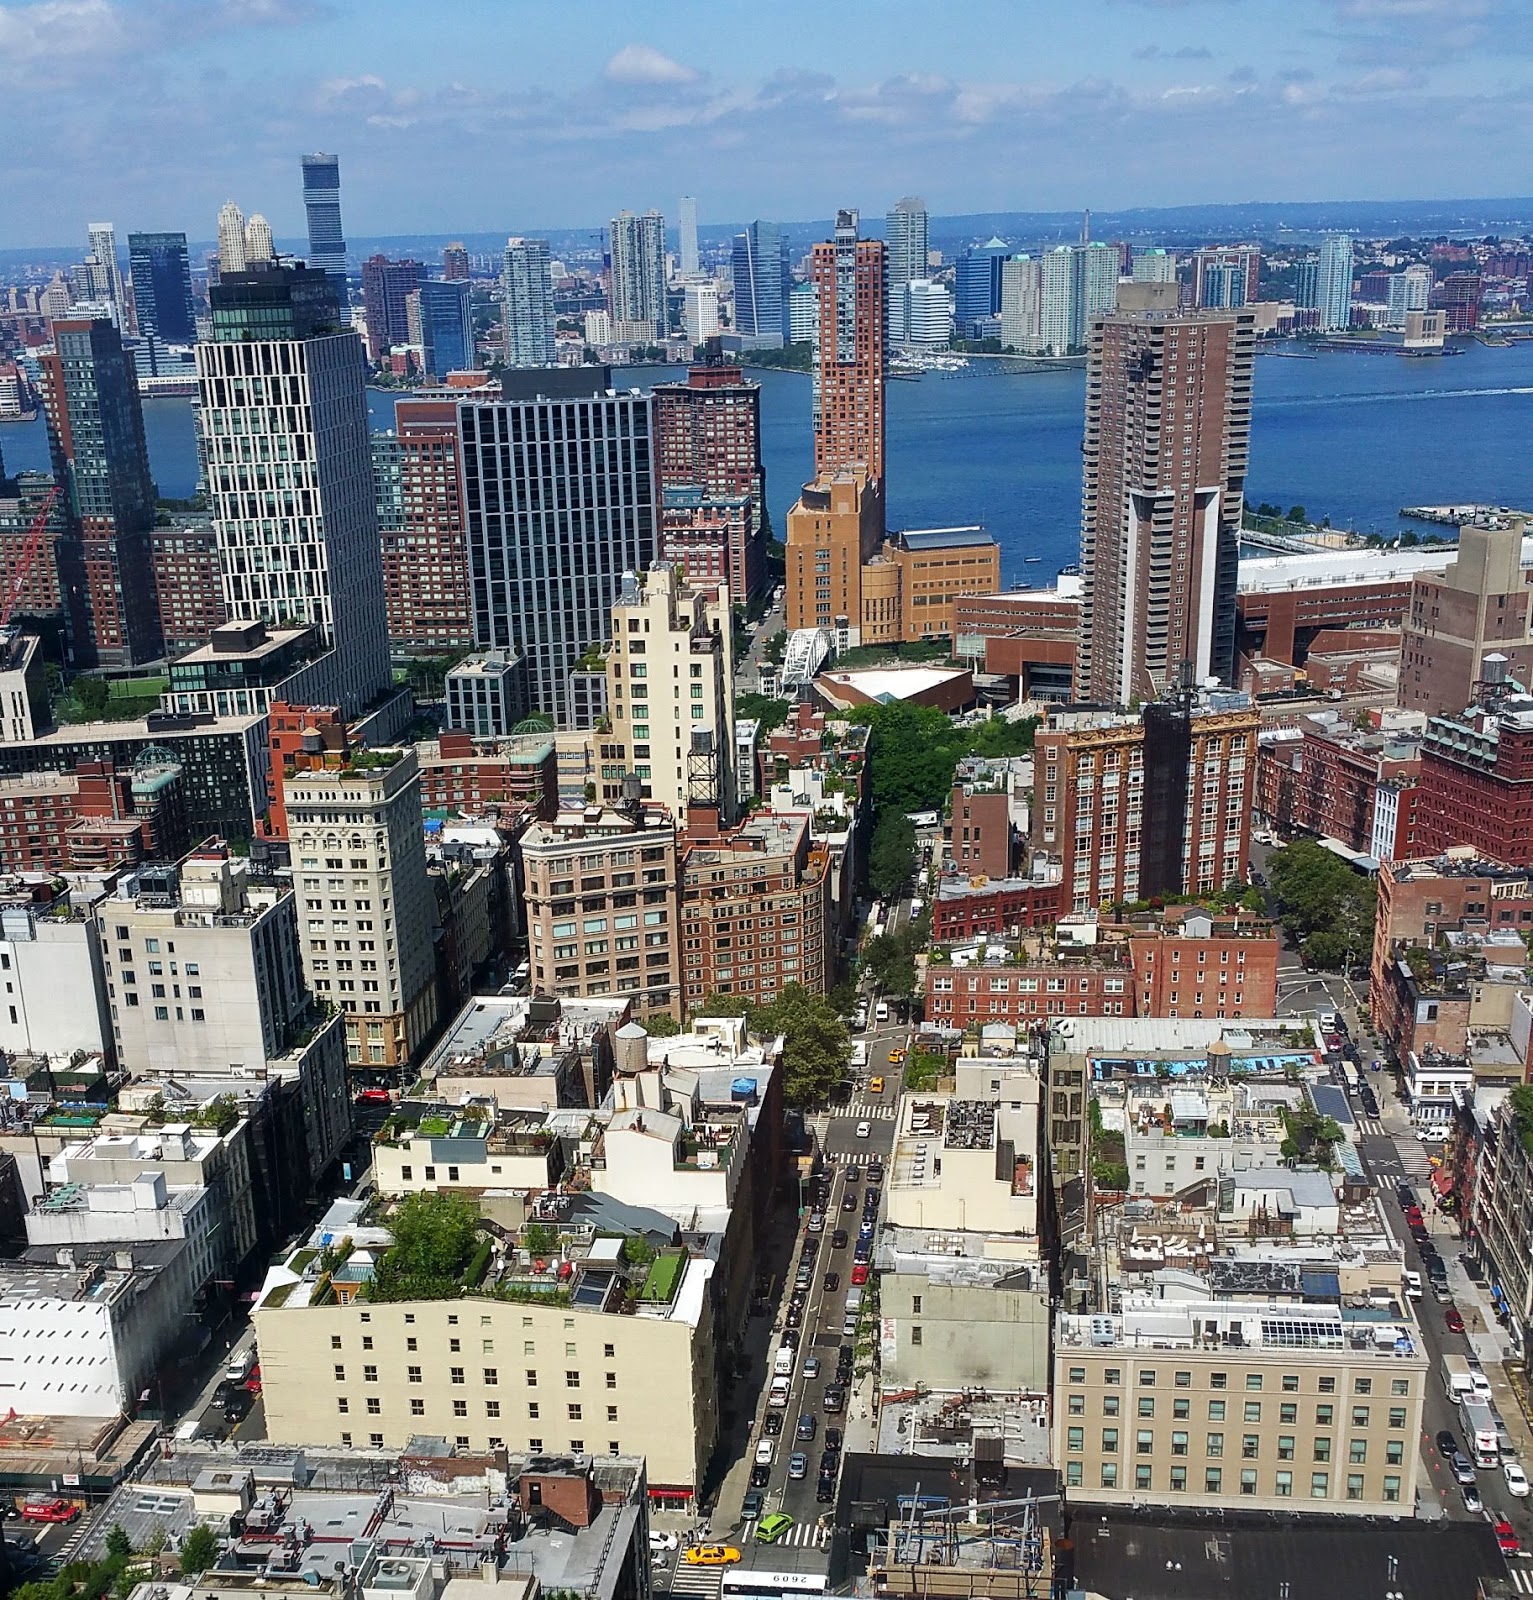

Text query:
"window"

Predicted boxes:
[[1173, 1398, 1190, 1420], [366, 1397, 380, 1415], [1171, 1431, 1188, 1457], [1244, 1402, 1261, 1422], [1390, 1379, 1410, 1397], [604, 1344, 616, 1359], [408, 1366, 422, 1383], [1210, 1372, 1227, 1389], [529, 1439, 543, 1452], [1313, 1438, 1331, 1462], [1388, 1407, 1407, 1430], [484, 1368, 498, 1385], [453, 1400, 467, 1418], [1277, 1436, 1295, 1460], [1275, 1470, 1293, 1498], [450, 1367, 464, 1385], [1279, 1403, 1297, 1424], [1139, 1369, 1157, 1387], [1105, 1368, 1121, 1385], [1068, 1395, 1085, 1416], [1346, 1474, 1364, 1501], [1135, 1465, 1152, 1490], [566, 1370, 581, 1387], [1311, 1472, 1329, 1498], [334, 1365, 345, 1383], [1138, 1397, 1155, 1418], [526, 1370, 538, 1386], [1353, 1378, 1372, 1395], [605, 1372, 617, 1390], [371, 1434, 385, 1450], [1245, 1374, 1263, 1391], [1174, 1371, 1191, 1388], [1349, 1439, 1367, 1464], [1316, 1404, 1333, 1426], [1206, 1433, 1223, 1457], [570, 1439, 585, 1453], [1240, 1469, 1257, 1495], [331, 1336, 342, 1350], [1068, 1366, 1086, 1383], [1066, 1461, 1083, 1487], [528, 1404, 539, 1420], [1208, 1400, 1225, 1420], [1282, 1374, 1299, 1392], [1136, 1429, 1153, 1455], [1351, 1406, 1369, 1428], [486, 1401, 501, 1419], [1318, 1376, 1336, 1394], [1383, 1475, 1402, 1504], [1205, 1468, 1222, 1494], [337, 1397, 349, 1414], [1100, 1463, 1118, 1489], [1242, 1435, 1259, 1459], [363, 1365, 377, 1382], [568, 1404, 583, 1421], [410, 1399, 424, 1416], [1386, 1440, 1404, 1465], [1103, 1395, 1120, 1416], [1101, 1428, 1119, 1453], [1067, 1427, 1084, 1453]]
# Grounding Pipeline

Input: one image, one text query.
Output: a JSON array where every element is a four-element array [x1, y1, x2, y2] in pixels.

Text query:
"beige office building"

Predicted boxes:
[[600, 564, 736, 827], [284, 749, 439, 1070]]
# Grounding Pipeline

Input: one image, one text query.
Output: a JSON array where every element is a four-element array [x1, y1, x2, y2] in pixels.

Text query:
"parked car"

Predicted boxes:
[[764, 1412, 783, 1437], [20, 1499, 78, 1525], [649, 1531, 680, 1553], [749, 1463, 771, 1488], [817, 1473, 836, 1502], [825, 1427, 844, 1451], [844, 1165, 863, 1183], [1506, 1460, 1530, 1497], [823, 1386, 846, 1414], [1445, 1307, 1466, 1333], [867, 1163, 885, 1183], [851, 1263, 870, 1285], [1494, 1516, 1521, 1556], [755, 1439, 775, 1466], [741, 1489, 765, 1521]]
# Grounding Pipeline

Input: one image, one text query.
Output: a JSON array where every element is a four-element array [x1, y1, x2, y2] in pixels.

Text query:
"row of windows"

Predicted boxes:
[[1066, 1367, 1411, 1397], [1066, 1393, 1406, 1427], [1067, 1427, 1405, 1464], [335, 1395, 618, 1423], [1065, 1461, 1401, 1501]]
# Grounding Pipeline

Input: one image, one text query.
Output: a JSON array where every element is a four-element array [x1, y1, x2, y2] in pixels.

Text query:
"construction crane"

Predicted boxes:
[[0, 484, 60, 627]]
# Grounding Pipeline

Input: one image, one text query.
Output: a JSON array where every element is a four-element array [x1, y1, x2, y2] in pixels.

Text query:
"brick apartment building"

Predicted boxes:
[[949, 760, 1016, 880], [930, 872, 1064, 940], [415, 730, 559, 822], [1415, 689, 1533, 868], [150, 523, 229, 656], [0, 758, 190, 874]]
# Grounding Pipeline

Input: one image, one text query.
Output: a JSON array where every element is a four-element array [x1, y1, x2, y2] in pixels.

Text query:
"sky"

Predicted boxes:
[[2, 0, 1531, 247]]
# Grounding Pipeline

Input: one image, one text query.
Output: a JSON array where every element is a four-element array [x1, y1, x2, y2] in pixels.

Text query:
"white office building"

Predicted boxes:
[[902, 279, 953, 349], [1317, 235, 1354, 331]]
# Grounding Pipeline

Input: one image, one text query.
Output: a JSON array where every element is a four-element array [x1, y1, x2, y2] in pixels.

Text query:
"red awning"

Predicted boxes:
[[1431, 1166, 1454, 1196]]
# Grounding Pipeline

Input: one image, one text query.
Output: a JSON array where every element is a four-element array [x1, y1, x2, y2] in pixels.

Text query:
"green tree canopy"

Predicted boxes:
[[370, 1191, 481, 1301], [868, 811, 917, 899], [735, 693, 792, 734], [694, 983, 851, 1107], [1267, 839, 1376, 970], [180, 1524, 219, 1576]]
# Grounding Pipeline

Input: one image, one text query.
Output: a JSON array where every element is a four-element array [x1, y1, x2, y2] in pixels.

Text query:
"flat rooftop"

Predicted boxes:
[[1237, 541, 1483, 594]]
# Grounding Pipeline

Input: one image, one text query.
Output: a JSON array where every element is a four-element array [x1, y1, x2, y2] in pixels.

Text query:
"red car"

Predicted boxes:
[[1445, 1308, 1466, 1334], [1404, 1205, 1424, 1227], [20, 1498, 79, 1524], [355, 1088, 392, 1106], [1494, 1517, 1520, 1556], [850, 1263, 870, 1286]]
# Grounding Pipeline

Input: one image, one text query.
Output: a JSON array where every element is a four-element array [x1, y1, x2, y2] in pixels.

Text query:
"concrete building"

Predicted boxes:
[[1316, 235, 1354, 331], [501, 238, 555, 367], [784, 471, 881, 640], [901, 281, 953, 349], [445, 651, 529, 738], [1078, 308, 1256, 703], [458, 369, 656, 724], [1115, 1076, 1292, 1199], [599, 564, 736, 826], [98, 841, 323, 1077], [609, 210, 667, 342], [1033, 696, 1259, 913], [38, 318, 163, 667], [1193, 247, 1261, 309], [301, 152, 348, 286], [681, 281, 718, 345], [361, 255, 422, 364], [1400, 518, 1533, 716], [0, 1246, 204, 1418], [952, 584, 1081, 702], [0, 876, 113, 1061], [521, 805, 680, 1018], [810, 210, 886, 491], [679, 810, 831, 1009], [0, 628, 47, 744], [254, 1200, 718, 1501], [884, 197, 929, 343], [284, 748, 439, 1071], [200, 264, 393, 718]]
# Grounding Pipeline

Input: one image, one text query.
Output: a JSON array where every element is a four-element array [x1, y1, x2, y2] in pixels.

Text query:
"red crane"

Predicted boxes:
[[0, 484, 60, 627]]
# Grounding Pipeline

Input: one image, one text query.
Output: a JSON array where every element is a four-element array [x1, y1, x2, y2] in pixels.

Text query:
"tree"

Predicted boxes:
[[860, 931, 917, 1002], [735, 692, 791, 734], [643, 1012, 681, 1037], [370, 1191, 480, 1301], [1266, 839, 1376, 971], [522, 1221, 556, 1256], [867, 811, 917, 898], [180, 1525, 219, 1576], [105, 1527, 132, 1561], [766, 983, 852, 1108], [1286, 505, 1307, 524], [73, 675, 110, 718]]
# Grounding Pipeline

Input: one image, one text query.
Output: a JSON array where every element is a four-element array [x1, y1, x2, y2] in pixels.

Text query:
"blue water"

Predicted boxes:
[[5, 342, 1532, 590]]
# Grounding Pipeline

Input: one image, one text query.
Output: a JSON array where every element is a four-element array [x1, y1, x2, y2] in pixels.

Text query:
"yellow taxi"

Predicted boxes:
[[682, 1546, 742, 1567], [869, 1075, 886, 1094], [888, 1047, 908, 1065]]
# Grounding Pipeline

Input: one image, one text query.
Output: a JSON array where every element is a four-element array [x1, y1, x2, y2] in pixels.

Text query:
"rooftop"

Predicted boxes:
[[1237, 540, 1479, 594], [897, 525, 996, 552]]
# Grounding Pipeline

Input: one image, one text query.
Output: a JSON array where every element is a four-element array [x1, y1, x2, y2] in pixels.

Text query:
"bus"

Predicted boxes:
[[722, 1572, 829, 1600]]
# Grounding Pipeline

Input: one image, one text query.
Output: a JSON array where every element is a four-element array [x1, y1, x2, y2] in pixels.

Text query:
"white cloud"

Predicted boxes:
[[603, 43, 698, 86], [0, 0, 123, 62]]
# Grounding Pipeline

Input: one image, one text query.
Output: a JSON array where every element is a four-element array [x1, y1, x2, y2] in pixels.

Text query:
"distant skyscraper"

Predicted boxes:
[[1000, 255, 1041, 352], [442, 242, 470, 281], [1316, 235, 1354, 331], [1078, 307, 1256, 704], [683, 281, 719, 344], [361, 254, 422, 363], [1386, 264, 1432, 329], [810, 209, 886, 494], [37, 318, 162, 667], [786, 281, 818, 345], [217, 202, 246, 275], [128, 232, 196, 344], [458, 368, 656, 721], [244, 213, 275, 266], [1193, 246, 1260, 309], [954, 238, 1010, 332], [416, 278, 473, 378], [609, 210, 667, 341], [902, 280, 953, 349], [679, 196, 700, 277], [1131, 247, 1176, 283], [86, 224, 125, 319], [300, 152, 348, 285], [731, 221, 789, 345], [1038, 249, 1074, 354], [1069, 242, 1119, 347], [199, 264, 391, 715], [500, 238, 555, 367], [885, 197, 929, 343], [1294, 257, 1319, 310]]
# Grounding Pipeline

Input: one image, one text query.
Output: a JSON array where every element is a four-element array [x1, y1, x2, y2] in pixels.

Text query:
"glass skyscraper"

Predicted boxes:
[[301, 152, 348, 287], [731, 221, 789, 345], [954, 238, 1010, 332], [501, 238, 556, 367], [1317, 235, 1354, 331], [128, 231, 197, 343], [417, 278, 472, 377]]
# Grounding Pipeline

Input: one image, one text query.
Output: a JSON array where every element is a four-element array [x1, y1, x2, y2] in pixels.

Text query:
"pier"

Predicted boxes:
[[1400, 504, 1530, 527]]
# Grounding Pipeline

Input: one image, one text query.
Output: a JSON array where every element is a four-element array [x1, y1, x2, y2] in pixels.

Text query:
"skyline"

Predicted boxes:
[[3, 0, 1531, 246]]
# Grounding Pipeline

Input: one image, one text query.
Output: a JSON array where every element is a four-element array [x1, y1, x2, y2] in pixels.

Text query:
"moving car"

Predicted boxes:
[[1445, 1307, 1466, 1333], [356, 1087, 392, 1106], [1437, 1430, 1461, 1458], [842, 1192, 858, 1212], [856, 1121, 872, 1139], [755, 1513, 795, 1545], [868, 1163, 884, 1183], [1450, 1449, 1477, 1487], [741, 1489, 765, 1521], [823, 1273, 840, 1293], [831, 1229, 849, 1250], [682, 1546, 741, 1567], [869, 1076, 885, 1095], [1461, 1481, 1483, 1514], [1507, 1460, 1531, 1497], [887, 1049, 906, 1065], [649, 1531, 680, 1553], [788, 1452, 809, 1480], [797, 1413, 818, 1441], [845, 1165, 863, 1182], [1494, 1516, 1521, 1556], [804, 1355, 821, 1379]]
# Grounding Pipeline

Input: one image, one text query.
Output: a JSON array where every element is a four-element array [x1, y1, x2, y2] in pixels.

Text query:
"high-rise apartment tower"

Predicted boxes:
[[301, 153, 348, 285], [128, 232, 197, 344], [885, 197, 929, 343], [501, 238, 556, 367], [609, 210, 668, 342], [809, 209, 886, 490]]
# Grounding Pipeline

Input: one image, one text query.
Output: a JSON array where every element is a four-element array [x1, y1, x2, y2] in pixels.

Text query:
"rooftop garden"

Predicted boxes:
[[639, 1249, 685, 1304], [369, 1191, 483, 1302]]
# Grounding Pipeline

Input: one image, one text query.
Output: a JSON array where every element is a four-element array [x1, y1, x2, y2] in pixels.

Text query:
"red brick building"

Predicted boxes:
[[150, 523, 228, 655], [259, 700, 349, 841], [1236, 568, 1416, 666], [1416, 697, 1533, 867], [0, 758, 188, 874], [1435, 272, 1483, 332], [416, 730, 558, 822], [1126, 908, 1280, 1018], [951, 588, 1080, 701], [1256, 716, 1421, 859], [949, 759, 1017, 880], [375, 399, 474, 652], [930, 873, 1064, 940], [652, 366, 765, 602]]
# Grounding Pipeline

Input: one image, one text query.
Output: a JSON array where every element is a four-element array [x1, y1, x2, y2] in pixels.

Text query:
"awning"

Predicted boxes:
[[1431, 1167, 1454, 1197]]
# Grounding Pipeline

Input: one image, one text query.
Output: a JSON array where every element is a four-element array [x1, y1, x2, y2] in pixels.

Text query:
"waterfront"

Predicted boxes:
[[4, 340, 1533, 588]]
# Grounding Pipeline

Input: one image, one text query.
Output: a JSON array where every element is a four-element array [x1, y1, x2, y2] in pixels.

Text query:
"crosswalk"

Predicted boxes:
[[740, 1520, 831, 1549], [1506, 1564, 1533, 1592], [836, 1103, 896, 1122], [1392, 1135, 1433, 1179], [665, 1567, 724, 1598]]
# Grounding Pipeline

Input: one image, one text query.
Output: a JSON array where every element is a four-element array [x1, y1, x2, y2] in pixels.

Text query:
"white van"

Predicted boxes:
[[769, 1376, 791, 1408], [875, 1000, 890, 1023], [774, 1345, 795, 1377], [1403, 1269, 1423, 1300], [226, 1348, 255, 1383]]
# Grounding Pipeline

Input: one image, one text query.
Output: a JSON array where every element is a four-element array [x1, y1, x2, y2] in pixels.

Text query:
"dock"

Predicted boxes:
[[1400, 504, 1531, 527]]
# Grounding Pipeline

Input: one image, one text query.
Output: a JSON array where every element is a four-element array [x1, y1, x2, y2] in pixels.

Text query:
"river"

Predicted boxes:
[[4, 341, 1531, 589]]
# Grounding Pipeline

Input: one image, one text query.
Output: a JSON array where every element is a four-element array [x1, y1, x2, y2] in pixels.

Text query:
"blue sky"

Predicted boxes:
[[1, 0, 1529, 246]]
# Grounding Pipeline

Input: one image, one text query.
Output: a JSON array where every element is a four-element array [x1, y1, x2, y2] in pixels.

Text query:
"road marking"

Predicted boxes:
[[838, 1104, 896, 1121]]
